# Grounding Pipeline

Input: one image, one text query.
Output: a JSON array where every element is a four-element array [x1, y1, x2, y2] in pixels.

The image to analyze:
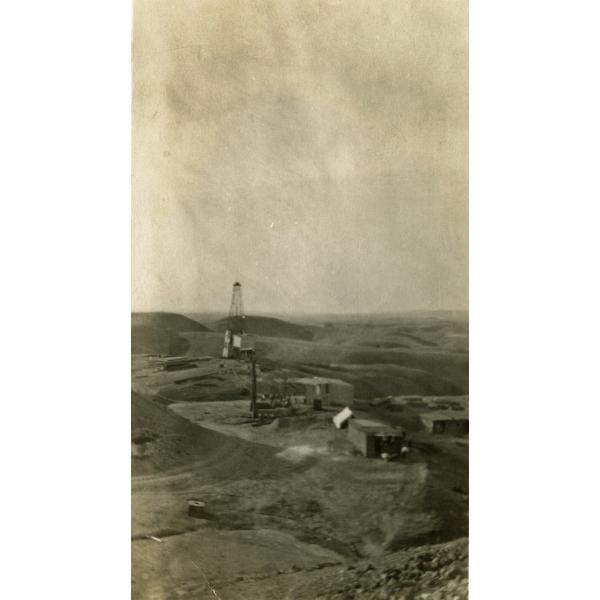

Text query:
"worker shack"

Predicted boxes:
[[348, 418, 406, 458], [239, 334, 256, 360], [289, 377, 354, 406], [420, 410, 469, 434]]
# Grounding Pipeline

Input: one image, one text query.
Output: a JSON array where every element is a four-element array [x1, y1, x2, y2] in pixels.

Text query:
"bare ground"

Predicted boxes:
[[132, 392, 468, 599]]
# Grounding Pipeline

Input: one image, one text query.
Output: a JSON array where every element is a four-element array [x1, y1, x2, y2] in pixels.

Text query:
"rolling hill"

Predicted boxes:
[[131, 312, 211, 355], [131, 325, 191, 356], [212, 315, 315, 341], [132, 312, 211, 332], [131, 391, 288, 476], [132, 311, 468, 397]]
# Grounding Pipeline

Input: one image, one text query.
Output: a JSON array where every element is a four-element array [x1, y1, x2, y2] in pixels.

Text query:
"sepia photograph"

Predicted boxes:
[[5, 2, 600, 600], [132, 1, 468, 598]]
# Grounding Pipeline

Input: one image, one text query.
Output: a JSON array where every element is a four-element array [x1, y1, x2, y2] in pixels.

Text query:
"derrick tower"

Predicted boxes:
[[228, 281, 245, 335], [222, 282, 254, 359]]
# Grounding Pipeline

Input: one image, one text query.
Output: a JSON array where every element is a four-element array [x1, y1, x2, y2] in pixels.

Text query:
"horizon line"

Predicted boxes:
[[131, 308, 469, 316]]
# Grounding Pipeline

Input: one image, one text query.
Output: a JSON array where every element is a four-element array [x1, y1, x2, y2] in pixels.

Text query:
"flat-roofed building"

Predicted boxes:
[[289, 377, 354, 406], [160, 356, 195, 370], [420, 406, 469, 434], [348, 418, 406, 458]]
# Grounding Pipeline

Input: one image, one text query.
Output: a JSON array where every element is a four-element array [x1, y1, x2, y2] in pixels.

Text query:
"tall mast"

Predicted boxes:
[[228, 281, 245, 334], [222, 281, 245, 359]]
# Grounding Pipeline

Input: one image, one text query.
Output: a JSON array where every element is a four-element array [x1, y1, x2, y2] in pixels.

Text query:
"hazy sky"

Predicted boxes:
[[132, 0, 468, 315]]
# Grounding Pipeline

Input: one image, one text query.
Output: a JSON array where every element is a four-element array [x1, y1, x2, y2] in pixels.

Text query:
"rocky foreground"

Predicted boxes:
[[312, 538, 468, 600]]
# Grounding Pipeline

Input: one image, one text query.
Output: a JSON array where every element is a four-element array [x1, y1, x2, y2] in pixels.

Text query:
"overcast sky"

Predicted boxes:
[[132, 0, 468, 315]]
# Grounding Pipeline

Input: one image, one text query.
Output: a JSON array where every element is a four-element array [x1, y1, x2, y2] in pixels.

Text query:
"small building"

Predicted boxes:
[[223, 331, 255, 360], [348, 418, 406, 458], [389, 395, 468, 413], [289, 377, 354, 406], [332, 406, 353, 429], [420, 409, 469, 434], [160, 356, 195, 370], [231, 333, 255, 352], [239, 334, 256, 359]]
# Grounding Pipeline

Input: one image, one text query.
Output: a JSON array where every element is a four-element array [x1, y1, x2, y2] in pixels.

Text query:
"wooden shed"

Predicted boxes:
[[289, 377, 354, 406], [347, 418, 406, 458]]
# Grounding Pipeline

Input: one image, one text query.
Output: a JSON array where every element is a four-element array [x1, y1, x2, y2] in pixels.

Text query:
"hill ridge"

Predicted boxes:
[[132, 311, 211, 332], [212, 315, 314, 341]]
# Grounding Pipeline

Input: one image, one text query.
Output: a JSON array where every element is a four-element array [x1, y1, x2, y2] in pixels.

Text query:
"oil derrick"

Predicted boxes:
[[228, 281, 245, 334], [223, 282, 254, 359]]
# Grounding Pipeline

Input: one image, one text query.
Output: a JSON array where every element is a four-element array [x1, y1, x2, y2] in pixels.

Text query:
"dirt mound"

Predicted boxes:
[[132, 311, 211, 332], [131, 392, 294, 479], [212, 315, 315, 341]]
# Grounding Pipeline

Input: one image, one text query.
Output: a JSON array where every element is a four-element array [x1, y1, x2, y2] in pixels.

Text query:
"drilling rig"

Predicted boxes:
[[222, 282, 255, 360], [221, 282, 258, 417]]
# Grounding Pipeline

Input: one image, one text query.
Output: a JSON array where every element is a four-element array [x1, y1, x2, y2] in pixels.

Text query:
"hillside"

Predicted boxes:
[[212, 315, 315, 341], [131, 325, 191, 356], [173, 313, 468, 398], [131, 391, 290, 477], [132, 312, 211, 332], [132, 311, 468, 397], [301, 537, 468, 600], [131, 312, 211, 356]]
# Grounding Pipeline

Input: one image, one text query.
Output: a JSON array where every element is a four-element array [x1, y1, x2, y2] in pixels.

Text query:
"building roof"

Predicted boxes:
[[389, 395, 469, 415], [420, 409, 469, 423], [160, 356, 194, 364], [370, 397, 392, 407], [350, 418, 404, 436], [333, 407, 353, 429], [289, 377, 353, 387], [392, 394, 468, 404]]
